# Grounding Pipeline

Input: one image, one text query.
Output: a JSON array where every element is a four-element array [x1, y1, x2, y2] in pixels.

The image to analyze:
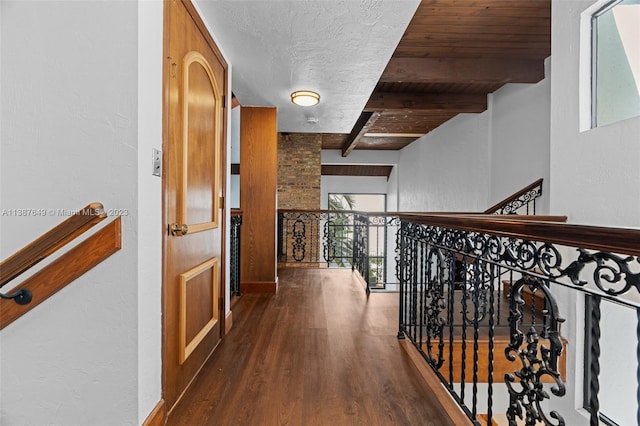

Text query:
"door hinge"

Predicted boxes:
[[222, 95, 226, 108], [167, 56, 177, 78], [220, 195, 225, 210]]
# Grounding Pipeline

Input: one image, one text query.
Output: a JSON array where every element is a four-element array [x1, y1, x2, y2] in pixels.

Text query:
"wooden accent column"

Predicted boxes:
[[239, 107, 278, 293]]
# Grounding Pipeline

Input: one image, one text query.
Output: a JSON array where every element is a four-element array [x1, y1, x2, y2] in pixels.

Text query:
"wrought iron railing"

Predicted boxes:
[[397, 213, 640, 426], [277, 210, 400, 291], [230, 210, 242, 297], [485, 178, 544, 215]]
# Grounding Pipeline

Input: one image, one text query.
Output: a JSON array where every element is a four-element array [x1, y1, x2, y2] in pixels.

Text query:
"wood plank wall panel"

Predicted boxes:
[[239, 107, 278, 292], [0, 217, 122, 330]]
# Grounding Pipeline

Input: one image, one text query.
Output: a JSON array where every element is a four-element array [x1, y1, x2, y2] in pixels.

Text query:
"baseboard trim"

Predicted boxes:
[[142, 399, 166, 426], [398, 339, 473, 425], [241, 278, 278, 293], [224, 310, 233, 335]]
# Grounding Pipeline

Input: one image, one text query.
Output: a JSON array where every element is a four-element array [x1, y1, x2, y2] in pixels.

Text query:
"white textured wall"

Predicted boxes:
[[397, 112, 491, 212], [549, 1, 640, 424], [397, 72, 552, 214], [320, 176, 389, 209], [550, 0, 640, 228], [137, 0, 163, 423], [0, 1, 139, 425], [321, 149, 400, 211], [489, 60, 551, 214]]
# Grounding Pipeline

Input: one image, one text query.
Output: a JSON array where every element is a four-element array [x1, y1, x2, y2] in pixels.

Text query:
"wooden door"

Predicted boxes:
[[163, 0, 227, 410]]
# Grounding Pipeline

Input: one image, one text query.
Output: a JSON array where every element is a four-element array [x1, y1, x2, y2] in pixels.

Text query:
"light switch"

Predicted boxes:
[[152, 148, 162, 177]]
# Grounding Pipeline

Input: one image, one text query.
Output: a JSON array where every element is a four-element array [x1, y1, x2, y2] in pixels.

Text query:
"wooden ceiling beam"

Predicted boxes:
[[414, 5, 550, 19], [380, 57, 545, 84], [341, 111, 380, 157], [410, 15, 550, 27], [365, 92, 487, 113], [321, 165, 393, 178]]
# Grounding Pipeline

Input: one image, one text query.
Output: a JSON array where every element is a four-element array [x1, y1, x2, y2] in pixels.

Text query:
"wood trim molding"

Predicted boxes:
[[399, 339, 473, 425], [0, 217, 122, 330], [240, 279, 278, 293], [224, 310, 233, 335], [179, 257, 219, 364], [142, 399, 166, 426], [181, 0, 228, 71]]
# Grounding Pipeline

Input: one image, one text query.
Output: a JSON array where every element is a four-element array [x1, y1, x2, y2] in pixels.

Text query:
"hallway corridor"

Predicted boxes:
[[167, 268, 456, 425]]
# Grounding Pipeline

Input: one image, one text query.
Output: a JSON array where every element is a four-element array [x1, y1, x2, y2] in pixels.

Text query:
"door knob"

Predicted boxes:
[[170, 223, 189, 236]]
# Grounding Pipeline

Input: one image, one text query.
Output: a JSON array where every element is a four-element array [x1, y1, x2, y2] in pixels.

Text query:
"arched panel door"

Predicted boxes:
[[163, 0, 227, 410]]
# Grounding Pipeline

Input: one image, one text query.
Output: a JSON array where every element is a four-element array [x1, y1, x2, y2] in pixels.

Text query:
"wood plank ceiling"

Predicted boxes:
[[317, 0, 551, 159]]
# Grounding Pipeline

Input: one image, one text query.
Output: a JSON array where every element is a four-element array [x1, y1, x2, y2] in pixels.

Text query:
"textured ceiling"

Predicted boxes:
[[195, 0, 420, 133]]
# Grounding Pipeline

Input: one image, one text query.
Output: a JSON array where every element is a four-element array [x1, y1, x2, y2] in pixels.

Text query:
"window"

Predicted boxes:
[[591, 0, 640, 127], [328, 194, 389, 288]]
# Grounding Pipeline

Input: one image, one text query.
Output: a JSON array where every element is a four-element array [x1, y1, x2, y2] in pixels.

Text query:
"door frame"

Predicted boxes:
[[161, 0, 229, 411]]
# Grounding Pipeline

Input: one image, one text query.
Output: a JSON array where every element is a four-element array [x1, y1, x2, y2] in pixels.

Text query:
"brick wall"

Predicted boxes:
[[277, 133, 321, 210]]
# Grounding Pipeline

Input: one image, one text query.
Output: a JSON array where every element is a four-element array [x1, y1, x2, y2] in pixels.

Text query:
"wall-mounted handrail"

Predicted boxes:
[[0, 216, 122, 329], [484, 178, 543, 215], [0, 202, 107, 289]]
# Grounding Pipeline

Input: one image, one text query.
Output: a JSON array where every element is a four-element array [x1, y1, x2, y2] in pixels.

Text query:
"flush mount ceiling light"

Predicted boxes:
[[291, 90, 320, 107]]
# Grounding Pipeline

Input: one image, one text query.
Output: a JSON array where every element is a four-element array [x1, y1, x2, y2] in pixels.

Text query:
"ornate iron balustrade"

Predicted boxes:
[[277, 210, 400, 291], [230, 210, 242, 297], [397, 214, 640, 426], [485, 178, 544, 215]]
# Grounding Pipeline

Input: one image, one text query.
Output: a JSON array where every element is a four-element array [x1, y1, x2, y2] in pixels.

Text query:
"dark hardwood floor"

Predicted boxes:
[[167, 268, 457, 426]]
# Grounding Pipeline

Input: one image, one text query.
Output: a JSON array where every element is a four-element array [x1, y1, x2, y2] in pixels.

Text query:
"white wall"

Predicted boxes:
[[489, 59, 551, 214], [550, 0, 640, 228], [1, 2, 139, 424], [321, 149, 399, 211], [320, 176, 390, 209], [230, 107, 240, 208], [549, 1, 640, 424], [397, 68, 552, 214], [397, 112, 492, 212], [137, 0, 163, 423]]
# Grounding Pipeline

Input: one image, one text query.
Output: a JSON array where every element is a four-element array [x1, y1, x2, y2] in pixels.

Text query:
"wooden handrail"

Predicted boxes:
[[278, 209, 567, 223], [0, 217, 122, 329], [0, 202, 107, 287], [484, 178, 543, 214], [397, 213, 640, 257]]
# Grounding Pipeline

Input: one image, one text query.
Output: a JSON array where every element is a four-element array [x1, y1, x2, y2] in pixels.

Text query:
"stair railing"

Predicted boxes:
[[484, 178, 543, 215], [397, 213, 640, 426]]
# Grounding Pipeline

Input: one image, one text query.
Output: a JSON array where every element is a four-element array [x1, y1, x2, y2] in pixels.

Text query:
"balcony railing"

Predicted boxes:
[[397, 214, 640, 426], [277, 210, 400, 292], [230, 209, 242, 297]]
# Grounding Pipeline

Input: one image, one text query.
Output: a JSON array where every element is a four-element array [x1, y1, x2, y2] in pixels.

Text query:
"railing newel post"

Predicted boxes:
[[397, 220, 406, 340]]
